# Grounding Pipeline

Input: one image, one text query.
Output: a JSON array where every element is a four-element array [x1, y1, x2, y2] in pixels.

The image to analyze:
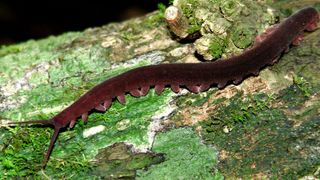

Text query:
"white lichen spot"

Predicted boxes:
[[133, 38, 176, 55], [0, 94, 27, 110], [267, 8, 275, 16], [115, 94, 178, 153], [172, 0, 179, 7], [223, 125, 232, 133], [110, 51, 165, 69], [83, 125, 106, 138], [300, 175, 318, 180], [101, 36, 122, 48], [116, 119, 130, 131], [194, 36, 214, 60], [169, 45, 193, 57], [284, 73, 294, 81], [194, 8, 213, 22], [182, 54, 199, 63], [147, 98, 176, 147], [0, 61, 55, 110], [201, 17, 231, 36]]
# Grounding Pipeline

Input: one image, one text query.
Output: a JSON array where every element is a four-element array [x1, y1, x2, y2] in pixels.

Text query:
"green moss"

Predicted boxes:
[[187, 18, 203, 34], [178, 0, 203, 34], [144, 3, 167, 28], [278, 75, 313, 110], [212, 107, 320, 178], [157, 3, 166, 13], [200, 88, 320, 178], [120, 31, 136, 42], [136, 128, 223, 179], [176, 89, 217, 108], [231, 25, 255, 49], [201, 93, 274, 134], [0, 127, 54, 177], [293, 75, 312, 97], [180, 0, 199, 17], [0, 44, 22, 57], [219, 0, 241, 18], [209, 37, 227, 59]]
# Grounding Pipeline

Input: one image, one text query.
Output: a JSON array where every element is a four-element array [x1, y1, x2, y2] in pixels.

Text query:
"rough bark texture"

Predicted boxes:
[[0, 0, 319, 179]]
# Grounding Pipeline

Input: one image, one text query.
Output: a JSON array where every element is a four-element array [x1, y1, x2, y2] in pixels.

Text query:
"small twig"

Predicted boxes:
[[165, 5, 189, 38]]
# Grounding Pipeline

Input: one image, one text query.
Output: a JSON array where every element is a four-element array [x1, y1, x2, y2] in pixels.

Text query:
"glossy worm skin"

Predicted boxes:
[[8, 7, 319, 167]]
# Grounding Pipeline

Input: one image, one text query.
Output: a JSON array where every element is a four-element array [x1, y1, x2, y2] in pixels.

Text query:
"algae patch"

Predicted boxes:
[[136, 128, 223, 179], [91, 143, 165, 179]]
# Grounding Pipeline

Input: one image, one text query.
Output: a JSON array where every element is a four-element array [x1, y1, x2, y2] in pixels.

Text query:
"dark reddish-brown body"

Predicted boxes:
[[8, 7, 319, 167]]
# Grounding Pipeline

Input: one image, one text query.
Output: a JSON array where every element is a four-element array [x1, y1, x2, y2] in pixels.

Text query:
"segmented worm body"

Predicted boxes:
[[8, 7, 319, 167]]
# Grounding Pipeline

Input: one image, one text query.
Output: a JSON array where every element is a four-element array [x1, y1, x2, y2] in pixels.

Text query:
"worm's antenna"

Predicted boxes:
[[42, 126, 61, 168], [8, 120, 53, 126]]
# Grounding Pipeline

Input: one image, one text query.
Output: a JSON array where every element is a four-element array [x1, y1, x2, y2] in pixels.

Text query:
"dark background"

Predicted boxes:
[[0, 0, 170, 45]]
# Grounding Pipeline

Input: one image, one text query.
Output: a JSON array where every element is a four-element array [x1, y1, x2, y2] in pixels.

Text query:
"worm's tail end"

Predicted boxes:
[[42, 126, 61, 168]]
